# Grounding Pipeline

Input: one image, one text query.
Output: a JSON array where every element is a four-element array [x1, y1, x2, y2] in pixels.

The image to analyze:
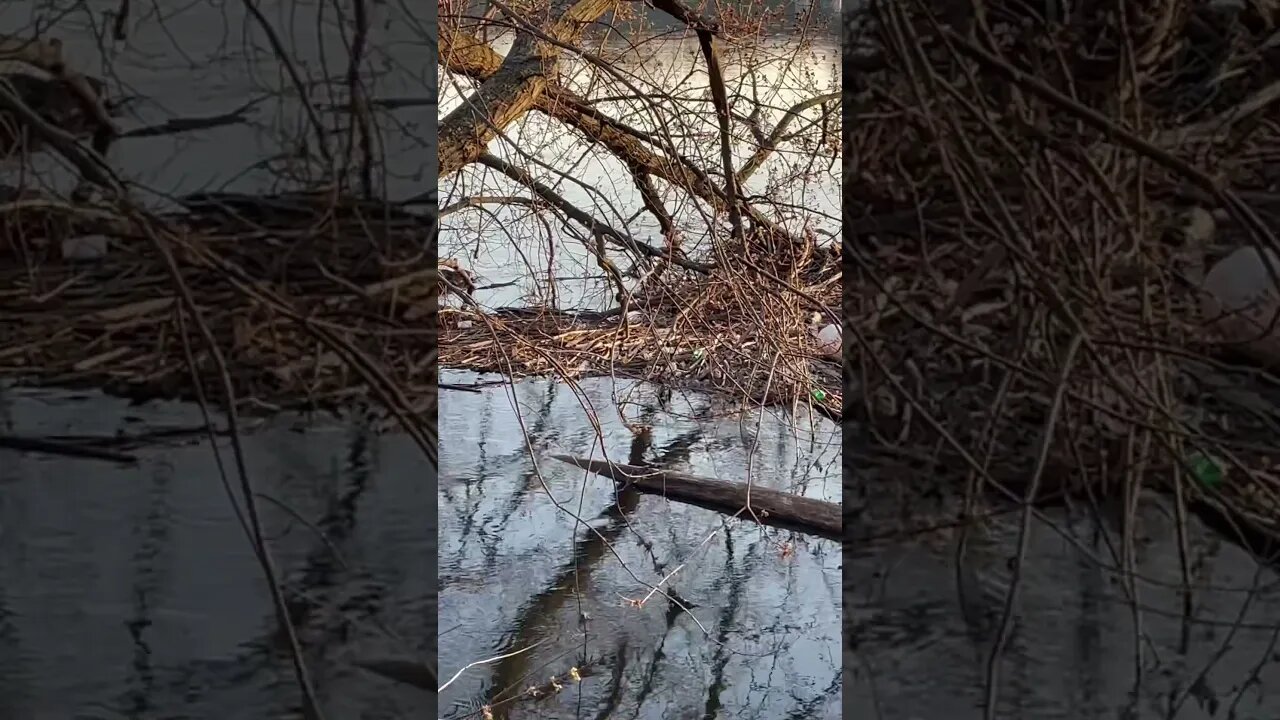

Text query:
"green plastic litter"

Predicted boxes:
[[1187, 452, 1223, 488], [812, 388, 826, 402]]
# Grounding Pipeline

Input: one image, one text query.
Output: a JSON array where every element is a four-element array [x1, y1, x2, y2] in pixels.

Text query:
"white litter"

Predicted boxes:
[[814, 323, 841, 358], [1200, 246, 1280, 365]]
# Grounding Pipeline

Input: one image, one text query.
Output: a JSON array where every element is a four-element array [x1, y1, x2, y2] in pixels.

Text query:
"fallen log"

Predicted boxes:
[[551, 454, 841, 541], [0, 434, 137, 463], [354, 658, 436, 691]]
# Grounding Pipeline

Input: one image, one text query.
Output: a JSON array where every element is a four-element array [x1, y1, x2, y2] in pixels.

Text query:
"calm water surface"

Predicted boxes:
[[438, 372, 842, 719], [847, 474, 1280, 719], [0, 388, 433, 718], [0, 0, 434, 202]]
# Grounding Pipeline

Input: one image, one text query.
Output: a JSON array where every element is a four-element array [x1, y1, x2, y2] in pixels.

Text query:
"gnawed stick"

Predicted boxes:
[[551, 454, 841, 541]]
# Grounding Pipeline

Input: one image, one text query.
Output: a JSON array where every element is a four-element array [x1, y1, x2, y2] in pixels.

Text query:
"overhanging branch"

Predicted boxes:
[[438, 0, 614, 176]]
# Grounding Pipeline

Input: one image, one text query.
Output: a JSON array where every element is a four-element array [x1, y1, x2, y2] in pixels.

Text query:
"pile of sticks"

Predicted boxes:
[[848, 0, 1280, 558], [439, 227, 841, 417], [0, 196, 437, 420]]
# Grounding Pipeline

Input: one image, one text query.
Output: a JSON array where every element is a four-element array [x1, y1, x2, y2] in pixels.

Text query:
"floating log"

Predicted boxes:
[[0, 434, 137, 463], [354, 658, 436, 691], [177, 190, 429, 230], [551, 454, 841, 541]]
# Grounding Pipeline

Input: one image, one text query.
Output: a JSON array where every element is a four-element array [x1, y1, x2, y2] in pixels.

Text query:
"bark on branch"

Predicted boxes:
[[437, 0, 614, 176], [553, 454, 842, 541]]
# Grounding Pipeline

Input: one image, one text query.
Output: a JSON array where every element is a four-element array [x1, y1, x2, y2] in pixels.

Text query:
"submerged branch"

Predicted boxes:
[[552, 454, 841, 541], [119, 97, 265, 138]]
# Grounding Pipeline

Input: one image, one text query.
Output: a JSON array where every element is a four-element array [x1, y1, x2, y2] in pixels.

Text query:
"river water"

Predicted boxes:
[[0, 0, 434, 202], [0, 387, 434, 718], [846, 490, 1280, 719], [438, 372, 842, 719]]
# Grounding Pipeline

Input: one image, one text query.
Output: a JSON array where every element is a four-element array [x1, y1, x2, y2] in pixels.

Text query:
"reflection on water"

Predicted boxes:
[[0, 0, 433, 202], [848, 491, 1280, 719], [439, 32, 839, 309], [438, 372, 841, 719], [0, 3, 434, 717], [0, 388, 432, 719]]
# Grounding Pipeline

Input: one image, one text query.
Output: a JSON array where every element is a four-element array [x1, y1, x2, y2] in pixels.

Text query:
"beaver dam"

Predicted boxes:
[[847, 0, 1280, 602], [0, 10, 436, 718], [0, 29, 436, 457], [438, 0, 841, 423], [437, 225, 842, 542], [843, 4, 1280, 714], [0, 191, 435, 426], [438, 228, 842, 418]]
